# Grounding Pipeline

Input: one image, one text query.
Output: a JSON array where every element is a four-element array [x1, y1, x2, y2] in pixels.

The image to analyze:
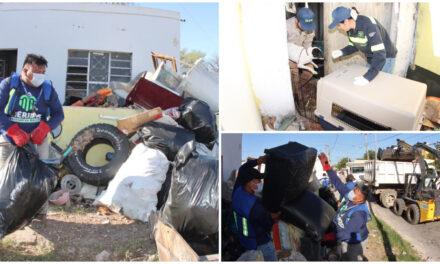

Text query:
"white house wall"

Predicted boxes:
[[0, 3, 180, 103], [221, 133, 242, 181], [220, 1, 294, 131]]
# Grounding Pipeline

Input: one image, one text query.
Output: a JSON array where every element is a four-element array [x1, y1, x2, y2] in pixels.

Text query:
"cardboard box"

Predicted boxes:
[[117, 107, 163, 135]]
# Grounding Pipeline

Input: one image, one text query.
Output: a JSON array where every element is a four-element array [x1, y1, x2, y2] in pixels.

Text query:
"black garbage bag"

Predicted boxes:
[[156, 166, 173, 210], [280, 189, 336, 242], [159, 141, 218, 254], [177, 98, 217, 148], [263, 142, 317, 212], [0, 145, 57, 238], [138, 122, 195, 161], [319, 186, 339, 211]]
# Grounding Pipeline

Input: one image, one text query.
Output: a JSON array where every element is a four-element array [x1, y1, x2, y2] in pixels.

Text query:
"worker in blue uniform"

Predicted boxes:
[[328, 6, 398, 86], [320, 172, 331, 188], [346, 174, 357, 190], [0, 54, 64, 227], [318, 153, 371, 261], [232, 155, 281, 261]]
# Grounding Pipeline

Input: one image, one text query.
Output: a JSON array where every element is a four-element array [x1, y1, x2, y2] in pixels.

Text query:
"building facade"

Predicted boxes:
[[0, 3, 180, 103]]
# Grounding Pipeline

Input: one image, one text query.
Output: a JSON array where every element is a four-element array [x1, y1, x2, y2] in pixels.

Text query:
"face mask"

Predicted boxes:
[[30, 73, 45, 87], [256, 182, 264, 192], [347, 190, 355, 201]]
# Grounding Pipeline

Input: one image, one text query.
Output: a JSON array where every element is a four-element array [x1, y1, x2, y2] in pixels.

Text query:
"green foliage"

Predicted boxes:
[[334, 157, 351, 170], [362, 150, 376, 160], [425, 141, 440, 170], [180, 49, 206, 68]]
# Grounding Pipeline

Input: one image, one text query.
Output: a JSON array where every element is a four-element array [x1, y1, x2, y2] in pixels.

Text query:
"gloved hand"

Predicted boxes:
[[318, 152, 332, 171], [30, 121, 51, 145], [353, 76, 369, 86], [6, 123, 30, 147], [332, 50, 343, 59]]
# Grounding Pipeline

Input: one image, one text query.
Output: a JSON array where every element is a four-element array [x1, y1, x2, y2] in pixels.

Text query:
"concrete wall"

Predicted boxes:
[[323, 3, 417, 77], [414, 2, 440, 75], [0, 3, 180, 103], [221, 133, 242, 181], [220, 1, 294, 131]]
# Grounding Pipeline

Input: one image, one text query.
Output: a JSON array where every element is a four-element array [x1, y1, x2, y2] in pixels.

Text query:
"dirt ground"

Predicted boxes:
[[0, 204, 158, 261]]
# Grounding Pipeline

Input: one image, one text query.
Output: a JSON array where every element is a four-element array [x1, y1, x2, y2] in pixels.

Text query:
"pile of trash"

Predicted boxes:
[[0, 53, 219, 256]]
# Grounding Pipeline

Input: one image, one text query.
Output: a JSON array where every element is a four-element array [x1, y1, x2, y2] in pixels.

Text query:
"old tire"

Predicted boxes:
[[380, 190, 397, 209], [406, 203, 420, 225], [66, 123, 129, 186], [393, 198, 405, 216]]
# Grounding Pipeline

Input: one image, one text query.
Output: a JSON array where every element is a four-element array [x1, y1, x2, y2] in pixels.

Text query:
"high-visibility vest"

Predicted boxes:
[[231, 186, 258, 250], [333, 197, 371, 243]]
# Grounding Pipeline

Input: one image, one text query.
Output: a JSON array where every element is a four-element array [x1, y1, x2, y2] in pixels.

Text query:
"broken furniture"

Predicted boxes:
[[126, 74, 184, 110], [315, 65, 427, 130]]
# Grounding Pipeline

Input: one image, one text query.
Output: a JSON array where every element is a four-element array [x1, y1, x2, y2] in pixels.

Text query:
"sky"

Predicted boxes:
[[137, 2, 218, 60], [239, 133, 440, 165]]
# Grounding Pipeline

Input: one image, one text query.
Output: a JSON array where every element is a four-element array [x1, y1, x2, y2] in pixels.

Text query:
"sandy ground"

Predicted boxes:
[[0, 204, 158, 261]]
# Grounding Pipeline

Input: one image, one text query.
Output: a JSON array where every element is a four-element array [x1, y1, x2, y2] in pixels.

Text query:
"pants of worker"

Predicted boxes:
[[257, 240, 277, 261], [366, 58, 396, 74], [340, 239, 368, 261]]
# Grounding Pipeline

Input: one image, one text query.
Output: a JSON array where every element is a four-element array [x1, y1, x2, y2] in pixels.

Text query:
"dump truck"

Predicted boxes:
[[362, 159, 423, 208]]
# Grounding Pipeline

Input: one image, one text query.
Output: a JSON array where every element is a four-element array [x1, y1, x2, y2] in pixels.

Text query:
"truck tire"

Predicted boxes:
[[380, 190, 397, 209], [393, 198, 405, 216], [406, 204, 420, 225], [66, 123, 130, 186]]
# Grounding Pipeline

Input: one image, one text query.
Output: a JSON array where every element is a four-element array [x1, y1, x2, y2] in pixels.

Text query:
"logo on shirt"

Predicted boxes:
[[19, 94, 37, 112], [358, 31, 365, 38]]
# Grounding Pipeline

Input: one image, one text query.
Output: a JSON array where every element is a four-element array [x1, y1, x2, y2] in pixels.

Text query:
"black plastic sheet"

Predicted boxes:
[[156, 166, 173, 210], [263, 141, 317, 212], [159, 141, 219, 244], [0, 145, 57, 238], [177, 98, 217, 148], [280, 189, 336, 241], [138, 122, 195, 161]]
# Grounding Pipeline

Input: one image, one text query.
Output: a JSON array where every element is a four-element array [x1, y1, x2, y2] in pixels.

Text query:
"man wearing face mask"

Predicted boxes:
[[232, 155, 281, 261], [318, 153, 371, 261], [0, 54, 64, 226]]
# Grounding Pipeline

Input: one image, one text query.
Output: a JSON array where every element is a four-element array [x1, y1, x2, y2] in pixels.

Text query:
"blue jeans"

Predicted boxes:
[[366, 58, 395, 74], [257, 240, 277, 261]]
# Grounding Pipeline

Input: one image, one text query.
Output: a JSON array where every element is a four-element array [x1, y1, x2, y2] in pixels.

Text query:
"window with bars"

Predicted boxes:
[[66, 50, 132, 98]]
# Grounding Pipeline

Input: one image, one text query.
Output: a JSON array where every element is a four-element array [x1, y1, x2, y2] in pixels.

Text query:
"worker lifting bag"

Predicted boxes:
[[138, 122, 195, 161], [159, 140, 219, 239], [177, 98, 217, 148], [0, 145, 57, 238], [263, 141, 317, 212], [280, 189, 336, 241]]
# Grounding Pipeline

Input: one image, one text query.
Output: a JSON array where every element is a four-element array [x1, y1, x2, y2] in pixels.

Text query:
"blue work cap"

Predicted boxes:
[[328, 6, 351, 29], [297, 8, 316, 31]]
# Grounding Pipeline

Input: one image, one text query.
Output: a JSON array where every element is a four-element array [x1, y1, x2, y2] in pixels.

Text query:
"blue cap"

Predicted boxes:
[[297, 8, 316, 31], [328, 6, 351, 29]]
